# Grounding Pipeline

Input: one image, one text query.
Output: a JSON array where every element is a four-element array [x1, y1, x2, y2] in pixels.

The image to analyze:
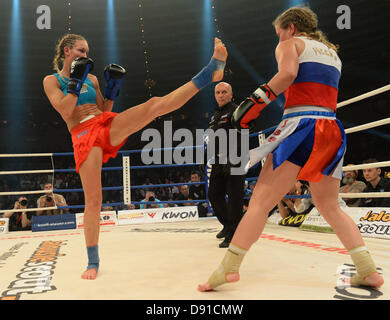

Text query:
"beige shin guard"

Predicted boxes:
[[208, 244, 247, 289], [349, 246, 377, 286]]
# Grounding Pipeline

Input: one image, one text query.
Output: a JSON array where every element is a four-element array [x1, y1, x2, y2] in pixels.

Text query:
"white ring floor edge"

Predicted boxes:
[[0, 218, 388, 300]]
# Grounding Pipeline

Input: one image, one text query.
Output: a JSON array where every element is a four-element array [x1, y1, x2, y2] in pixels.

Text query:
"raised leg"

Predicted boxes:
[[109, 38, 228, 146]]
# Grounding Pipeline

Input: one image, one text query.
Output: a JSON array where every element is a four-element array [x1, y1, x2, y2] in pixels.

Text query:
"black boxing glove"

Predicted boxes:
[[104, 64, 126, 100], [67, 57, 94, 96], [231, 84, 277, 131]]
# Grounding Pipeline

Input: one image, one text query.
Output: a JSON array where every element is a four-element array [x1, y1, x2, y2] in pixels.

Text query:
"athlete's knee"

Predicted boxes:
[[313, 198, 338, 212], [85, 196, 102, 210], [315, 202, 342, 220]]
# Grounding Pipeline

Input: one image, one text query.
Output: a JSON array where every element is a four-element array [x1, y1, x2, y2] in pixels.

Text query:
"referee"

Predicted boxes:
[[207, 82, 246, 248]]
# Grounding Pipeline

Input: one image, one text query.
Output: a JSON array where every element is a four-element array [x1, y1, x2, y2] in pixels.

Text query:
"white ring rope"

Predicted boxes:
[[339, 192, 390, 198], [342, 161, 390, 172], [0, 153, 53, 157], [0, 190, 53, 196], [345, 117, 390, 134], [337, 84, 390, 109], [0, 207, 58, 214], [0, 169, 54, 175]]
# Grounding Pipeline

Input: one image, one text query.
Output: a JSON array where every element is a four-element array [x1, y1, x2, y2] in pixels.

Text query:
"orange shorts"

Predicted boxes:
[[70, 112, 127, 173]]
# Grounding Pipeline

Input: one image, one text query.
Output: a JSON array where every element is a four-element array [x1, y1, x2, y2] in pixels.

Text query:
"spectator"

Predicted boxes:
[[37, 183, 68, 216], [242, 181, 251, 214], [339, 164, 366, 207], [277, 183, 299, 218], [293, 180, 314, 214], [139, 177, 153, 198], [175, 184, 193, 206], [248, 181, 256, 195], [188, 171, 210, 217], [2, 196, 33, 231], [140, 191, 164, 209], [360, 158, 390, 207]]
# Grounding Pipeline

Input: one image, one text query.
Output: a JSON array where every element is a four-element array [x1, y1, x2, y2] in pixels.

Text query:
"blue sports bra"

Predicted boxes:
[[54, 73, 97, 106]]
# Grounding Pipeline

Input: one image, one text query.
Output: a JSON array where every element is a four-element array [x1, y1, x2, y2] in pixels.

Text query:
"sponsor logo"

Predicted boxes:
[[32, 214, 76, 232], [260, 233, 349, 254], [119, 212, 144, 220], [357, 210, 390, 236], [77, 129, 88, 139], [161, 211, 197, 220], [131, 227, 219, 233], [279, 213, 308, 226], [334, 263, 383, 300], [147, 213, 156, 219], [357, 224, 390, 235], [0, 243, 28, 269], [76, 212, 117, 227], [0, 240, 67, 300], [360, 210, 390, 222]]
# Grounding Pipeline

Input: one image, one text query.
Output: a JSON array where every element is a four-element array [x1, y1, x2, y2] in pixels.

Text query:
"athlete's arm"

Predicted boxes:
[[43, 75, 78, 120], [267, 38, 299, 96]]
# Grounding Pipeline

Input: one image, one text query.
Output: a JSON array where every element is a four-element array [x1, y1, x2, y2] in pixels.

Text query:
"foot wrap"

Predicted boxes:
[[87, 245, 100, 271], [349, 246, 377, 286], [192, 58, 225, 90], [208, 244, 247, 289]]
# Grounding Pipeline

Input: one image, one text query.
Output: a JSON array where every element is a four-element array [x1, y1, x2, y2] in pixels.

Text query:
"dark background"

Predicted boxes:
[[0, 0, 389, 169]]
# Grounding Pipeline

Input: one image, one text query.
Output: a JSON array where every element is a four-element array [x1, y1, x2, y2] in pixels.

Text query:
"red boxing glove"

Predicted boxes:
[[232, 84, 277, 131]]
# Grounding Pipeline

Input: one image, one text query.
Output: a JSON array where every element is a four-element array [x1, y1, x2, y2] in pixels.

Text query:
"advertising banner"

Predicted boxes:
[[0, 218, 9, 234], [117, 206, 199, 225], [300, 207, 390, 240], [31, 214, 76, 232], [75, 211, 117, 228]]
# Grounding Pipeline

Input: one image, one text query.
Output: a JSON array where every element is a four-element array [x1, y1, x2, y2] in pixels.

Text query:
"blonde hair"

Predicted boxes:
[[273, 6, 339, 52], [52, 34, 86, 73]]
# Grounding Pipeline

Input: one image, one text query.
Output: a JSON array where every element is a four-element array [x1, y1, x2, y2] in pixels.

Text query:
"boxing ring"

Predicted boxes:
[[0, 84, 389, 300]]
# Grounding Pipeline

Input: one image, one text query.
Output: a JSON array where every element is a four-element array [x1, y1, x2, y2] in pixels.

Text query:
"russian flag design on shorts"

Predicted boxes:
[[247, 107, 346, 182], [284, 37, 342, 111]]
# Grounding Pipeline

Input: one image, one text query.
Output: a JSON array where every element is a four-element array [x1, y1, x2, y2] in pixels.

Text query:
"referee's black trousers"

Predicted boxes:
[[208, 165, 245, 239]]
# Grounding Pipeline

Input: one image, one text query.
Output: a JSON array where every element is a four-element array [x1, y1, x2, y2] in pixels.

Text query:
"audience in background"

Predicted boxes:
[[2, 156, 389, 233], [360, 158, 390, 208], [37, 183, 69, 216], [339, 164, 366, 207], [1, 196, 33, 231], [140, 191, 164, 209]]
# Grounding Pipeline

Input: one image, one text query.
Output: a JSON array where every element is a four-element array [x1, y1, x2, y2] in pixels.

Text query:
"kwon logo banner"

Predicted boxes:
[[118, 206, 199, 225]]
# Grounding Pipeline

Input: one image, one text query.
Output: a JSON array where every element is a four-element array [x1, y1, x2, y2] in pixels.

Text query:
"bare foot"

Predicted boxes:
[[211, 37, 228, 82], [81, 268, 98, 280], [364, 272, 384, 288], [198, 272, 240, 292]]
